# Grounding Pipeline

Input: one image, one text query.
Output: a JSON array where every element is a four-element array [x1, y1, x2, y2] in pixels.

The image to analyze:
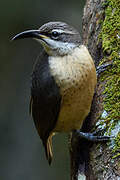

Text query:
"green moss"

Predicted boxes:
[[112, 132, 120, 158], [99, 0, 120, 158]]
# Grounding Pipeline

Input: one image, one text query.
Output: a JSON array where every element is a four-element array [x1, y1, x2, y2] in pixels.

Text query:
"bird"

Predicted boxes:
[[12, 21, 98, 165]]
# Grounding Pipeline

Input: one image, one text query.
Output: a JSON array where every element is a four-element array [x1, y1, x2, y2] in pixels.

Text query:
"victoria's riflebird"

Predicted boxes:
[[12, 21, 109, 165]]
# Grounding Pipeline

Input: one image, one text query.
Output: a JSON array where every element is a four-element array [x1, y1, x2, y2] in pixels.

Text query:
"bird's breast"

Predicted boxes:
[[48, 45, 97, 132]]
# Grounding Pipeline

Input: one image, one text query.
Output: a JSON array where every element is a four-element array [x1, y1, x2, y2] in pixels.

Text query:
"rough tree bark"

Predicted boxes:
[[70, 0, 120, 179]]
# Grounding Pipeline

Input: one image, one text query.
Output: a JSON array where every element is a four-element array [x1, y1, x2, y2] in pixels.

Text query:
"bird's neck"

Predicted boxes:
[[41, 40, 78, 56]]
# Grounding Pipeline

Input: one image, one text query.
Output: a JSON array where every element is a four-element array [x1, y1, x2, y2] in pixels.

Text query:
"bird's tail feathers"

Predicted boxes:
[[43, 135, 53, 165]]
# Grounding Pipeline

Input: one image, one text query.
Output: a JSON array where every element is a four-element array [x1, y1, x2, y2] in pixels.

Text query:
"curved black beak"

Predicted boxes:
[[11, 29, 42, 41]]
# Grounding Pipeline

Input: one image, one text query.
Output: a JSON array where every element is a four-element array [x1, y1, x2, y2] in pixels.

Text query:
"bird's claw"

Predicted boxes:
[[96, 63, 113, 77], [74, 130, 114, 142]]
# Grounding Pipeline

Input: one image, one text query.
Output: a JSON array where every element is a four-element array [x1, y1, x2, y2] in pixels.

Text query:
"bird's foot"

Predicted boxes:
[[96, 63, 112, 77], [74, 129, 113, 142]]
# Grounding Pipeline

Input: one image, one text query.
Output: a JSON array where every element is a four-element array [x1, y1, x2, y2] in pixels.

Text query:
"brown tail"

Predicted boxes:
[[43, 135, 53, 165]]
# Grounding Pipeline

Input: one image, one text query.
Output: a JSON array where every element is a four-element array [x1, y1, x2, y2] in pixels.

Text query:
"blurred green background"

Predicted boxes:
[[0, 0, 85, 179]]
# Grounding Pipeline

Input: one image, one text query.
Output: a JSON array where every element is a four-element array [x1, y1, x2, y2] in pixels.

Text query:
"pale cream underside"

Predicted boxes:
[[48, 45, 97, 132]]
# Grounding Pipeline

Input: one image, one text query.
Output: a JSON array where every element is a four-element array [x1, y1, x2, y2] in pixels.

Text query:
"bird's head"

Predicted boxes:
[[12, 21, 82, 56]]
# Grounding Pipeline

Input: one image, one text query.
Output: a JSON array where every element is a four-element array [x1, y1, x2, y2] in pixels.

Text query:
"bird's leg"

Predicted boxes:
[[74, 129, 113, 142], [96, 63, 112, 77]]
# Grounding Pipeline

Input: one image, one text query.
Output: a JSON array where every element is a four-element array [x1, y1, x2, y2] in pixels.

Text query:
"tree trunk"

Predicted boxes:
[[70, 0, 120, 179]]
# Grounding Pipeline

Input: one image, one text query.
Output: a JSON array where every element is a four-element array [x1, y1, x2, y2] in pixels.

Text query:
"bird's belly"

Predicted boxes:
[[54, 85, 92, 132]]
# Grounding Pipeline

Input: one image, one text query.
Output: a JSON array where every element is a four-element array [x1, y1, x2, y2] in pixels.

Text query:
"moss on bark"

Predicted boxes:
[[98, 0, 120, 159]]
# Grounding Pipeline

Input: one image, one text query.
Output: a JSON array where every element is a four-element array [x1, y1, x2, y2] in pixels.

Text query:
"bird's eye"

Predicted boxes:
[[51, 31, 59, 39]]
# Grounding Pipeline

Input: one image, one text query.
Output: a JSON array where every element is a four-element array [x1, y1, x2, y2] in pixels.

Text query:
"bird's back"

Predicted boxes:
[[30, 51, 60, 150]]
